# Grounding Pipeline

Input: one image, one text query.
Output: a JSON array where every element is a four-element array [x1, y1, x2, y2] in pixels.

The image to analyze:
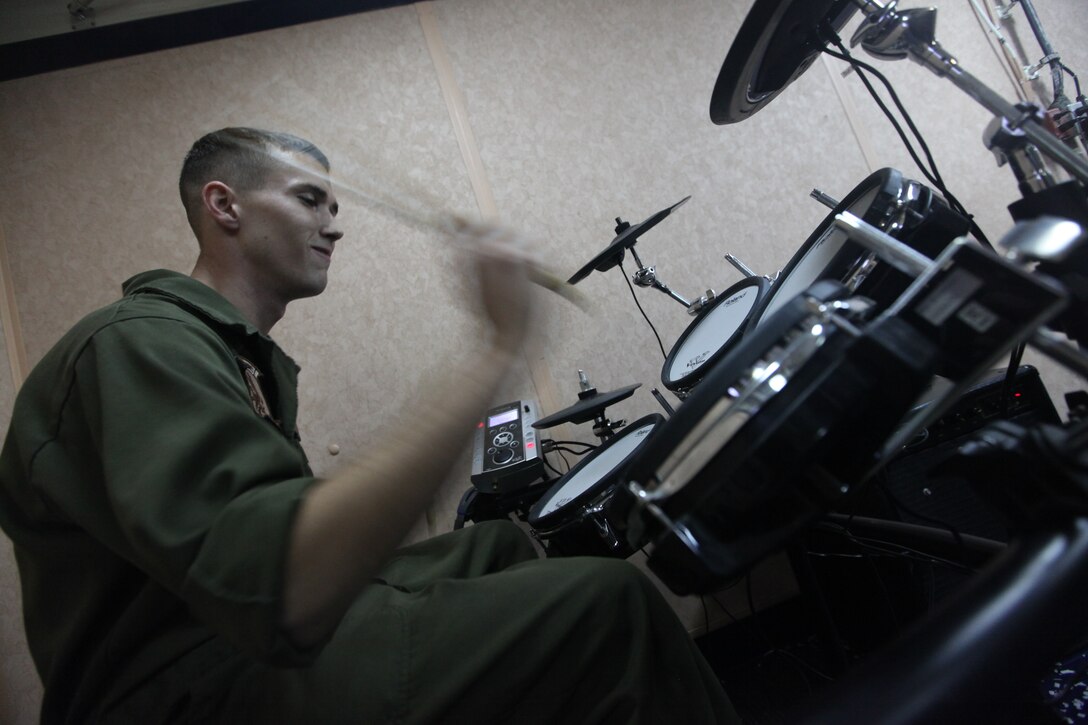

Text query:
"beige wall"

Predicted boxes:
[[1, 0, 1086, 721]]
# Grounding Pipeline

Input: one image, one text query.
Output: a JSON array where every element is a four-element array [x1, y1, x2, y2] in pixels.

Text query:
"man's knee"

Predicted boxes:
[[548, 556, 658, 606], [465, 519, 537, 560]]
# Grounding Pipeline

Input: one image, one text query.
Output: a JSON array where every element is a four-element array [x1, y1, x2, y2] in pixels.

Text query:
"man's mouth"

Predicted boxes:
[[311, 246, 333, 261]]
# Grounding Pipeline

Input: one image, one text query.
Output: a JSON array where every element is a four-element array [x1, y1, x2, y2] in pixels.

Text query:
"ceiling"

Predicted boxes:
[[0, 0, 416, 82]]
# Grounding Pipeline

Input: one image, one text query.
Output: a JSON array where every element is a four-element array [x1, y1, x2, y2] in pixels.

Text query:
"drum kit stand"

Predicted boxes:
[[459, 0, 1088, 720]]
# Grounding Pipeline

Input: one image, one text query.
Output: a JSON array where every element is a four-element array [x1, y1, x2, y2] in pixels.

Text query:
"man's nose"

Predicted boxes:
[[322, 217, 344, 242]]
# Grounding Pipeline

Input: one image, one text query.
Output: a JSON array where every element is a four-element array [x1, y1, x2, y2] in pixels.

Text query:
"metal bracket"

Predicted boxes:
[[1024, 52, 1061, 81], [994, 1, 1019, 21]]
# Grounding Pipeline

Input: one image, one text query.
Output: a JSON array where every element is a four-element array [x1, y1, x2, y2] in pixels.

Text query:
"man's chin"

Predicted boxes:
[[290, 278, 329, 302]]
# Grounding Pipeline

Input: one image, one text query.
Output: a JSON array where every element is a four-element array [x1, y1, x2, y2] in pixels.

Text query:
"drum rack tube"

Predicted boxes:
[[724, 253, 759, 278], [1029, 327, 1088, 379], [833, 211, 931, 277]]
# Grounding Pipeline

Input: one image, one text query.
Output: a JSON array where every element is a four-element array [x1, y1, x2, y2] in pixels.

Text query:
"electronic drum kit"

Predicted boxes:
[[468, 1, 1088, 718]]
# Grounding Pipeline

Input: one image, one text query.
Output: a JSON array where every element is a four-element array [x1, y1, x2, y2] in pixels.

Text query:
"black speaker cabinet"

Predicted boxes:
[[804, 367, 1063, 654], [867, 365, 1060, 543]]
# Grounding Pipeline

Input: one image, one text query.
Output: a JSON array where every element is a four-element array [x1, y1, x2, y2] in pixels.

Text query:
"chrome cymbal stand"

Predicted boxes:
[[848, 0, 1088, 187]]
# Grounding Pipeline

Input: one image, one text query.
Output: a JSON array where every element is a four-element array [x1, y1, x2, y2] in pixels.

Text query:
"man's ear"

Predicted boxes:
[[202, 181, 240, 232]]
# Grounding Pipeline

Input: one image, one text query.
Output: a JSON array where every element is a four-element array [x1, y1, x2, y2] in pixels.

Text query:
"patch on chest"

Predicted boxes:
[[236, 355, 275, 423]]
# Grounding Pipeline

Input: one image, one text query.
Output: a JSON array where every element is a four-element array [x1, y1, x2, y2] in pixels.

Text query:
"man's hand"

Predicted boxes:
[[458, 221, 536, 353]]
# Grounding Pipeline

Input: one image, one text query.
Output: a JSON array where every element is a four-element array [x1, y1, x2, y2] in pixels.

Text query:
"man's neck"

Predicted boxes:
[[190, 259, 285, 335]]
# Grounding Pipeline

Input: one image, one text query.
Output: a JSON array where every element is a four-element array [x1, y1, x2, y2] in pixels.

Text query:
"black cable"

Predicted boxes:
[[709, 594, 742, 625], [555, 449, 571, 473], [805, 518, 905, 631], [550, 439, 598, 450], [704, 577, 746, 631], [744, 573, 776, 663], [807, 548, 950, 568], [758, 646, 835, 684], [712, 577, 769, 646], [742, 575, 834, 685], [821, 39, 995, 250], [861, 544, 904, 630], [810, 537, 971, 573], [538, 443, 565, 477], [805, 551, 867, 560], [540, 439, 593, 462], [712, 586, 769, 647], [746, 573, 758, 626], [542, 438, 592, 449], [1060, 64, 1082, 98], [553, 445, 593, 458], [541, 456, 564, 478], [1057, 64, 1088, 145], [618, 260, 668, 360], [822, 44, 947, 194], [820, 34, 945, 179], [851, 538, 978, 573], [820, 520, 978, 572]]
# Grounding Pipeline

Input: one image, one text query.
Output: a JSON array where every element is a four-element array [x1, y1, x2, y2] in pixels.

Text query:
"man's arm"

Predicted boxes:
[[282, 239, 535, 647]]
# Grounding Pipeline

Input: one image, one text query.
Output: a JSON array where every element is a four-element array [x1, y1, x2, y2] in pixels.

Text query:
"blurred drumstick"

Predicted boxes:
[[442, 215, 589, 309], [268, 143, 588, 310]]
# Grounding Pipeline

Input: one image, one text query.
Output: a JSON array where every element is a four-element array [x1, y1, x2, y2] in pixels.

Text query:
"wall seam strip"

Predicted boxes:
[[820, 54, 880, 174], [415, 1, 498, 220], [0, 216, 27, 390], [414, 0, 570, 479]]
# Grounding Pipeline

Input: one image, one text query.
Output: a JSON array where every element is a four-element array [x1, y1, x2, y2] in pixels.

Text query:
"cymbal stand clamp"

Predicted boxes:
[[592, 415, 626, 442], [985, 110, 1057, 197], [628, 244, 693, 310]]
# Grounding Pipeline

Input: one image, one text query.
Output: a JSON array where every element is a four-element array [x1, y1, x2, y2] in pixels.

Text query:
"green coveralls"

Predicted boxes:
[[0, 270, 738, 724]]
